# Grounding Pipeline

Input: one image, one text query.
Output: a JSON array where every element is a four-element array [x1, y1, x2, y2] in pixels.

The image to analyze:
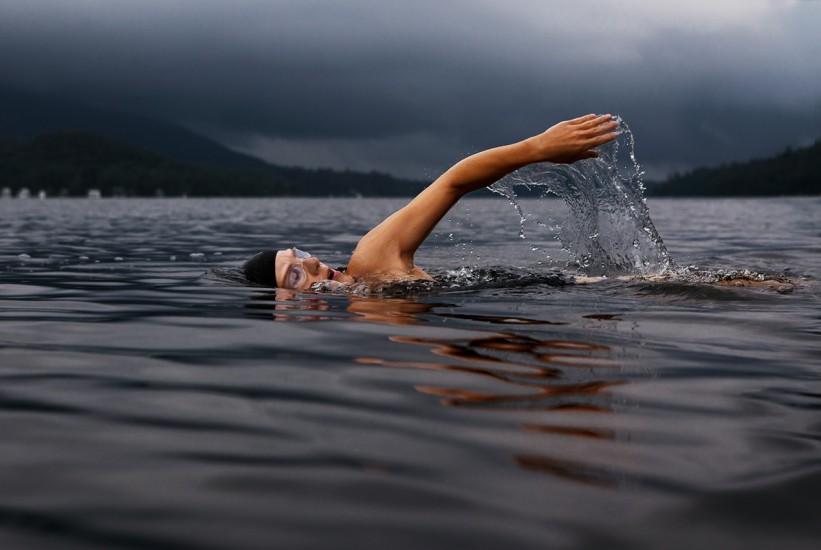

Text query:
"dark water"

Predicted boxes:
[[1, 196, 819, 549]]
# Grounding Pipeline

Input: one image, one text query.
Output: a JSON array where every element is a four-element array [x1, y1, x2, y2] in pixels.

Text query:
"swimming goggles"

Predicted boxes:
[[283, 248, 312, 289]]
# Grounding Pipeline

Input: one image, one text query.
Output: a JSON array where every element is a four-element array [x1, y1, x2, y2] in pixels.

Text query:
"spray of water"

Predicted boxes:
[[490, 117, 674, 277]]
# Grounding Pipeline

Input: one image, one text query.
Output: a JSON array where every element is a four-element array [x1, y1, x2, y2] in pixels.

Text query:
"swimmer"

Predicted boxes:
[[243, 114, 619, 290]]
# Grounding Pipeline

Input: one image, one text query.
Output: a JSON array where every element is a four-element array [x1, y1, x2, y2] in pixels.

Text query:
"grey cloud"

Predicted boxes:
[[1, 1, 819, 178]]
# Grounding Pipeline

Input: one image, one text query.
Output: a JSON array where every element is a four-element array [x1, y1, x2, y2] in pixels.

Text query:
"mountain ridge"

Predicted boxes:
[[0, 131, 427, 197], [0, 89, 427, 196], [0, 88, 269, 169]]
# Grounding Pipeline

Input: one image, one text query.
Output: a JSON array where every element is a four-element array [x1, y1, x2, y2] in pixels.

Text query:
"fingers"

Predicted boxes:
[[577, 114, 614, 130], [591, 122, 619, 136], [579, 120, 618, 151], [590, 130, 619, 146], [572, 113, 600, 124], [569, 113, 611, 124]]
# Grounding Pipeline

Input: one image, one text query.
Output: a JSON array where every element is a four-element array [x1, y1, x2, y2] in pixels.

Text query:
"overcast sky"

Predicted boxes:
[[1, 0, 819, 179]]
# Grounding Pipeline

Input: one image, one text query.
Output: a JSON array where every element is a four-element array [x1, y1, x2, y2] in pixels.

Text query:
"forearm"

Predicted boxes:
[[436, 113, 618, 198], [435, 139, 538, 197]]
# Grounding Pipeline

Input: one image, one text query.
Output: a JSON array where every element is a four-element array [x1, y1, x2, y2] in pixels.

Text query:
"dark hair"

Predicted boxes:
[[243, 250, 278, 287]]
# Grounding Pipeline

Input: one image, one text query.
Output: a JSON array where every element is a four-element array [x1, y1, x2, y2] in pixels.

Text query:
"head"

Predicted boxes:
[[243, 248, 353, 290]]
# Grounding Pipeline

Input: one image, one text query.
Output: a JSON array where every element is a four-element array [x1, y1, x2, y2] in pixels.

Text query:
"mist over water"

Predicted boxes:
[[491, 118, 674, 277]]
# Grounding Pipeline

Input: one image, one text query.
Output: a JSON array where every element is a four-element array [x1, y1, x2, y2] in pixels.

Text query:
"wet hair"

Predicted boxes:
[[243, 250, 279, 287]]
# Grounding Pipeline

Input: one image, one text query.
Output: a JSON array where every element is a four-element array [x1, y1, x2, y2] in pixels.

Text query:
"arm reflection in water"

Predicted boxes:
[[352, 315, 631, 487], [250, 292, 638, 487], [357, 333, 622, 409], [345, 297, 447, 326]]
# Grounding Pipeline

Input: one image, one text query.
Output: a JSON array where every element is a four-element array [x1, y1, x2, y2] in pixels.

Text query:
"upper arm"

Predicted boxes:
[[348, 139, 535, 274], [349, 178, 461, 272]]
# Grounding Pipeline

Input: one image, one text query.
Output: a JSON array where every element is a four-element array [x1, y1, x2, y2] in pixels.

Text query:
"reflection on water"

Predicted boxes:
[[245, 289, 334, 321], [368, 335, 621, 408], [260, 291, 632, 486]]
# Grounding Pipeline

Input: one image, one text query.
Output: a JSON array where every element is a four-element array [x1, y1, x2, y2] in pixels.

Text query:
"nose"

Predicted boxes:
[[302, 257, 321, 274]]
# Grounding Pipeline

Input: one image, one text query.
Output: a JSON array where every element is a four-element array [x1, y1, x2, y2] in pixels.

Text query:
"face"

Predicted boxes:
[[275, 248, 353, 290]]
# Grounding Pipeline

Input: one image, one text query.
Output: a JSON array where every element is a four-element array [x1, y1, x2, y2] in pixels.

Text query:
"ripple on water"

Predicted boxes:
[[1, 196, 819, 549]]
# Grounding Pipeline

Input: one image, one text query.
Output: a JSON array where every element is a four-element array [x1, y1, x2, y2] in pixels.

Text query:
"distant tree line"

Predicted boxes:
[[3, 130, 819, 198], [0, 132, 427, 198], [649, 139, 821, 196]]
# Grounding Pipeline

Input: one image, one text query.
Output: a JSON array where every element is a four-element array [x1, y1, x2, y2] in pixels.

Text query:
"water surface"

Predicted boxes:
[[1, 196, 819, 549]]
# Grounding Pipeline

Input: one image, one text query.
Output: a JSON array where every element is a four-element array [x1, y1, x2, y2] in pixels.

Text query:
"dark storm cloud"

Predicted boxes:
[[1, 0, 819, 178]]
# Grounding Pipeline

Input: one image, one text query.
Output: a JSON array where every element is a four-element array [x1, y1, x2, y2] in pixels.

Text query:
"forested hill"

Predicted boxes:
[[0, 132, 426, 197], [649, 139, 821, 196], [0, 88, 267, 169], [0, 88, 426, 197]]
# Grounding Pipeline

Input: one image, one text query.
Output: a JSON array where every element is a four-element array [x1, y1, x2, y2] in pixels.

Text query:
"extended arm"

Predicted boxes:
[[346, 114, 619, 279]]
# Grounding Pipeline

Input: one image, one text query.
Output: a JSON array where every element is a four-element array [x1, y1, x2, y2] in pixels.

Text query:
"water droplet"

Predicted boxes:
[[18, 253, 30, 259]]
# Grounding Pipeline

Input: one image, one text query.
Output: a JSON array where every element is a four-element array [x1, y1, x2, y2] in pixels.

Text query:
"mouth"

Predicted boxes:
[[328, 268, 337, 281]]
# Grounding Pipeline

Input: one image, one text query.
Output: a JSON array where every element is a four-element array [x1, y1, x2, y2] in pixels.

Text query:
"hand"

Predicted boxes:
[[527, 114, 619, 164]]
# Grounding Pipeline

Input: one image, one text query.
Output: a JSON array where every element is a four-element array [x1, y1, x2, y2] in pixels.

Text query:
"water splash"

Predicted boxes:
[[490, 117, 674, 277], [305, 267, 567, 296]]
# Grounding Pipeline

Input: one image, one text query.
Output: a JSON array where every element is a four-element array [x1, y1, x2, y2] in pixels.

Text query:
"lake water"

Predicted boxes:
[[1, 196, 819, 549]]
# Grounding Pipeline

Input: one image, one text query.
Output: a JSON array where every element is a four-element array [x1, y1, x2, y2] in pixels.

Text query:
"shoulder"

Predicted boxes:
[[347, 240, 431, 282]]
